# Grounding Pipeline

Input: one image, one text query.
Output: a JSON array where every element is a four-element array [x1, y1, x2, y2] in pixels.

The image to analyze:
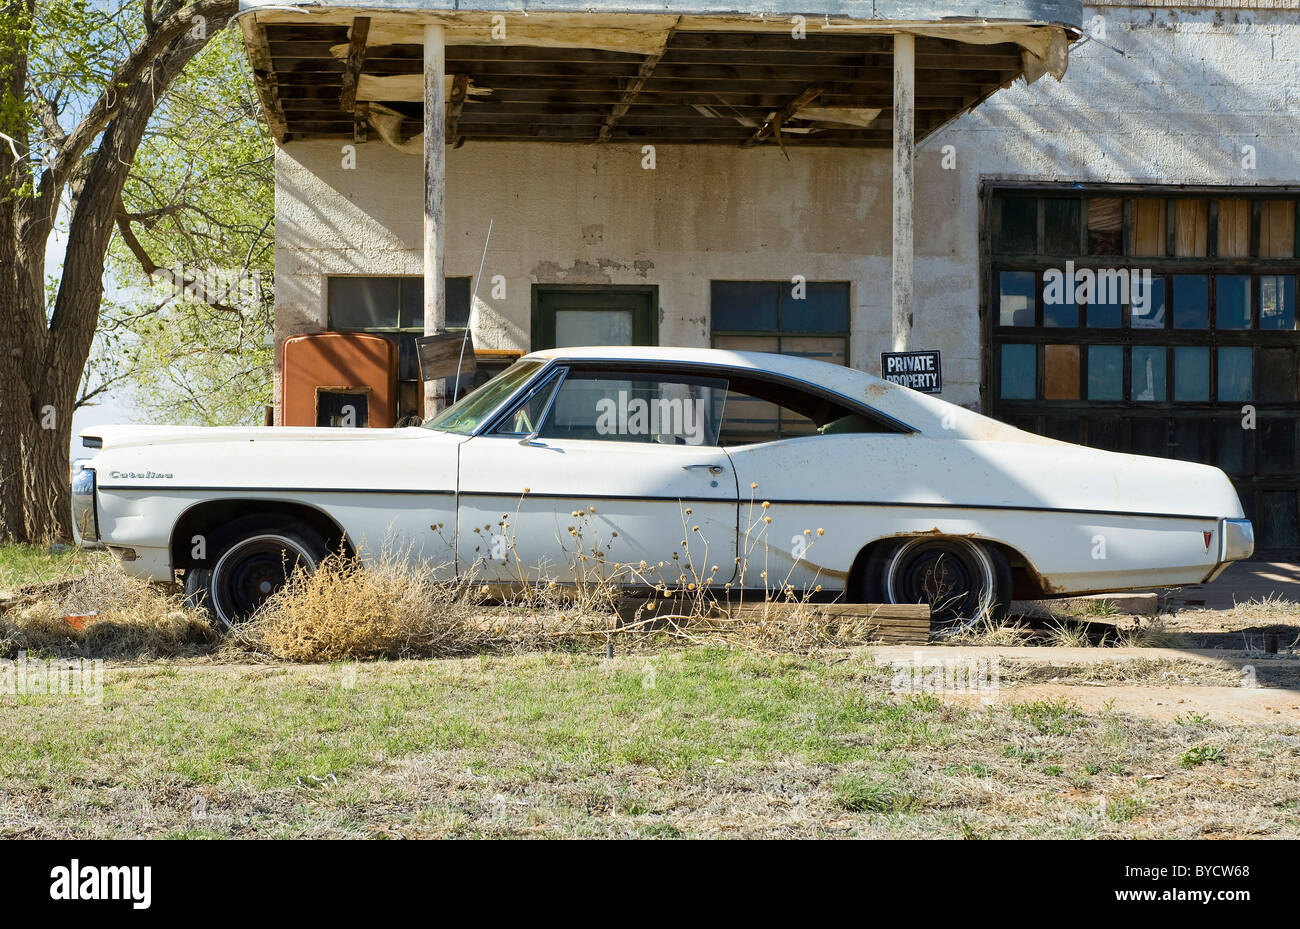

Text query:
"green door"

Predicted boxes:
[[531, 286, 658, 350]]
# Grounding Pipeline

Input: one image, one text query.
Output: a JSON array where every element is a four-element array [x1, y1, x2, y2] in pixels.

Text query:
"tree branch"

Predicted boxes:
[[24, 0, 237, 248]]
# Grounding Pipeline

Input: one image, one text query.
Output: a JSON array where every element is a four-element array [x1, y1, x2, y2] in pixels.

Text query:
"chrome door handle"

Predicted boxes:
[[682, 464, 725, 475]]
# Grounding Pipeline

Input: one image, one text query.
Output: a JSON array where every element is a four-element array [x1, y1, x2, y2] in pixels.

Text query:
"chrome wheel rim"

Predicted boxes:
[[210, 534, 316, 628], [884, 537, 996, 632]]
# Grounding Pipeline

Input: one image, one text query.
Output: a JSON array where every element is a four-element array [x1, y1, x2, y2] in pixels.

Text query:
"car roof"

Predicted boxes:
[[524, 345, 875, 388]]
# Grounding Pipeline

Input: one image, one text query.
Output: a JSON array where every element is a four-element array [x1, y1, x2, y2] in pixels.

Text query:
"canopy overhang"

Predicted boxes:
[[239, 1, 1083, 413], [238, 1, 1081, 148]]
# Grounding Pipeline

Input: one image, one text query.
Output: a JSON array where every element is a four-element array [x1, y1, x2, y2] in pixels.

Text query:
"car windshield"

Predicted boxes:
[[422, 360, 544, 435]]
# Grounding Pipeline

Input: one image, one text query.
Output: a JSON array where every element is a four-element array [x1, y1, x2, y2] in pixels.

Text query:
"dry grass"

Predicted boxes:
[[237, 552, 618, 661], [1117, 617, 1186, 649], [948, 612, 1035, 646], [0, 550, 921, 663], [0, 558, 215, 660]]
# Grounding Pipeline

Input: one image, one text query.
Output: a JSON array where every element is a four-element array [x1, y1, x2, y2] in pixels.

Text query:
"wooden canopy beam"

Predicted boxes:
[[338, 16, 370, 112], [446, 73, 469, 148], [597, 22, 676, 142]]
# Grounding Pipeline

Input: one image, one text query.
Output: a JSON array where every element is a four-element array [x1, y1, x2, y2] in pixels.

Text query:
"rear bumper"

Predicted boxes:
[[1220, 518, 1254, 564], [1202, 518, 1254, 583]]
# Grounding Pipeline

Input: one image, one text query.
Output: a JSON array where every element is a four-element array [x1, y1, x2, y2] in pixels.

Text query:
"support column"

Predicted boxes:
[[891, 31, 915, 353], [422, 23, 448, 414]]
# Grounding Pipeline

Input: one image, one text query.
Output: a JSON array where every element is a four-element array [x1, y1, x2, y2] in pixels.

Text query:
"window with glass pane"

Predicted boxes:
[[1000, 344, 1036, 399], [540, 371, 725, 445], [710, 282, 849, 437], [1261, 275, 1296, 330], [1173, 275, 1209, 329], [1216, 276, 1251, 329], [1217, 347, 1252, 402], [1086, 293, 1122, 328], [1043, 198, 1080, 254], [1131, 346, 1166, 401], [491, 371, 563, 436], [782, 282, 850, 332], [999, 271, 1036, 326], [329, 276, 470, 332], [711, 281, 778, 332], [328, 277, 400, 329], [328, 276, 472, 422], [998, 197, 1037, 254], [1043, 294, 1078, 328], [1087, 345, 1123, 400], [1173, 346, 1210, 401], [1130, 275, 1166, 329]]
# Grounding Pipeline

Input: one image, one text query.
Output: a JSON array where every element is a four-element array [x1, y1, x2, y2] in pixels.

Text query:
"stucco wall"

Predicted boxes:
[[274, 2, 1300, 412]]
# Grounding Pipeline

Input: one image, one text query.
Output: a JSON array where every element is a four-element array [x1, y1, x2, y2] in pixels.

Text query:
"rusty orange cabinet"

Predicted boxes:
[[281, 332, 398, 427]]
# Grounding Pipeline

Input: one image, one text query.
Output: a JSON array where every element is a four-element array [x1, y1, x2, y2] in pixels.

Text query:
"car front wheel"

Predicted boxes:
[[864, 537, 1010, 632], [184, 517, 329, 631]]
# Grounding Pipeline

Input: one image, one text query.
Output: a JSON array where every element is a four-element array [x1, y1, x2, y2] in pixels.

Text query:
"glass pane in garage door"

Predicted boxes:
[[986, 186, 1300, 556]]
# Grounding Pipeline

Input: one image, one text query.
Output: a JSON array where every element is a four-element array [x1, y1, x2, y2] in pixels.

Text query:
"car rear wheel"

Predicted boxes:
[[184, 517, 329, 631], [864, 537, 1010, 633]]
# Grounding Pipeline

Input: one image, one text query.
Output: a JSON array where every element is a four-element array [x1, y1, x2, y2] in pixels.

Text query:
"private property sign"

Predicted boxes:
[[881, 351, 942, 393]]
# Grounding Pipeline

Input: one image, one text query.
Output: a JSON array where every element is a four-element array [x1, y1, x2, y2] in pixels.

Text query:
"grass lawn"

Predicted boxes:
[[3, 648, 1297, 838], [0, 543, 97, 590]]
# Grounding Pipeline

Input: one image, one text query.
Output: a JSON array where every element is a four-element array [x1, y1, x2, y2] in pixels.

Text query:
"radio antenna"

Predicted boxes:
[[453, 217, 493, 403]]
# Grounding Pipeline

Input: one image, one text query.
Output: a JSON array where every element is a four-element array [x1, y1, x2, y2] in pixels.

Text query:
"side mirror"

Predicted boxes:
[[518, 432, 541, 447]]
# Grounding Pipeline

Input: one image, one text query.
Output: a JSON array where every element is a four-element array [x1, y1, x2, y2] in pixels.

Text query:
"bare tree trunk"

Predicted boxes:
[[0, 1, 236, 543], [0, 0, 37, 541]]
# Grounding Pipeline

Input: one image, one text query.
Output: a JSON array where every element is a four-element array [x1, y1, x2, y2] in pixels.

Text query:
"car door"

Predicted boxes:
[[456, 365, 739, 589], [713, 372, 912, 595]]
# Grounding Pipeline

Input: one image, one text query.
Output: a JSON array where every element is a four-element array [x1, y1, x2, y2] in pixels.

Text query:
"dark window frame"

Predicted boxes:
[[709, 280, 852, 439], [325, 275, 473, 421]]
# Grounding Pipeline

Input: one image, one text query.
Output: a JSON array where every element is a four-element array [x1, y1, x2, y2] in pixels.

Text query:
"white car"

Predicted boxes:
[[73, 346, 1253, 629]]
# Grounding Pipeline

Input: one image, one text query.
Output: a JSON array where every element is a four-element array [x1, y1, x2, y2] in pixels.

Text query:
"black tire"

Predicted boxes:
[[183, 515, 329, 631], [862, 537, 1011, 632]]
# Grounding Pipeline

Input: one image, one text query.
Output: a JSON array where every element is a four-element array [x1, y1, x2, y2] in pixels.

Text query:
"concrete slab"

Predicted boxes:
[[938, 684, 1300, 725], [1171, 560, 1300, 611], [869, 645, 1299, 667]]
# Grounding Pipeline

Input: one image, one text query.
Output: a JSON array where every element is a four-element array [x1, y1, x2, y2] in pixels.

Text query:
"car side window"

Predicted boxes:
[[718, 374, 895, 446], [489, 370, 564, 436], [537, 369, 726, 446]]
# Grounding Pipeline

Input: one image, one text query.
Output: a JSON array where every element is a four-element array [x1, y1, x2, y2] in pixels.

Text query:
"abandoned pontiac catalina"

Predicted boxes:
[[73, 347, 1254, 629]]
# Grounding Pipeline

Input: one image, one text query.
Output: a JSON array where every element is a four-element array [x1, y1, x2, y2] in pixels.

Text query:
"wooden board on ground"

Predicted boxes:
[[616, 598, 932, 645]]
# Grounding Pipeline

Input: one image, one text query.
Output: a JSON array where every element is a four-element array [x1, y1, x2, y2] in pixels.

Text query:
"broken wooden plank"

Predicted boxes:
[[446, 73, 469, 148], [744, 85, 822, 148], [338, 16, 371, 112], [353, 100, 369, 143], [597, 21, 677, 142]]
